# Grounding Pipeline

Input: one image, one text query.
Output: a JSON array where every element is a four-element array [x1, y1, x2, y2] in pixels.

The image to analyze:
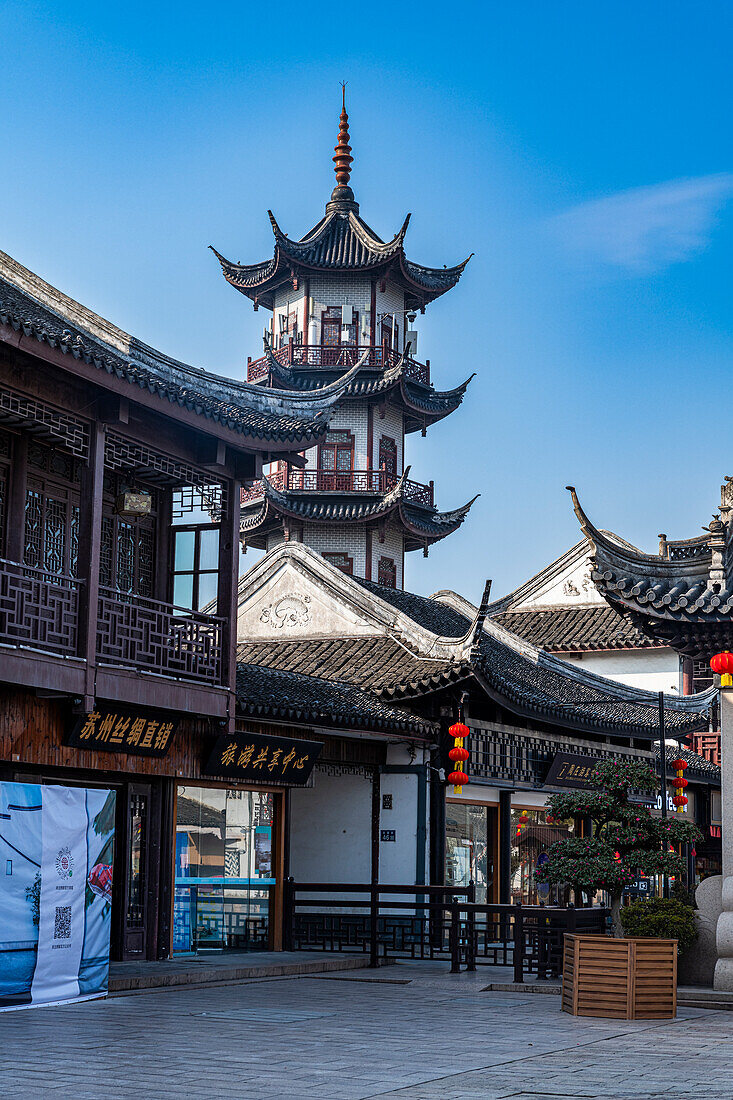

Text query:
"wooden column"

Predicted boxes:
[[499, 789, 512, 905], [77, 421, 106, 709], [217, 474, 242, 733], [154, 489, 173, 603], [5, 433, 28, 563], [682, 657, 694, 696]]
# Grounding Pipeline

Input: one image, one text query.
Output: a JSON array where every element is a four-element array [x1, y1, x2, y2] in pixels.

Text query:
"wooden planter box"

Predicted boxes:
[[562, 934, 677, 1020]]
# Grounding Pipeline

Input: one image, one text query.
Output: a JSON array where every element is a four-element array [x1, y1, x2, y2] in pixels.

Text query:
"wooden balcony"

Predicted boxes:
[[0, 558, 226, 698], [96, 588, 224, 684], [247, 343, 430, 386], [242, 468, 435, 507]]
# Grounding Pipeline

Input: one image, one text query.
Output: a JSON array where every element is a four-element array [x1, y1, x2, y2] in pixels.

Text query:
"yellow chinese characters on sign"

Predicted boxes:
[[205, 733, 323, 785], [68, 710, 177, 757]]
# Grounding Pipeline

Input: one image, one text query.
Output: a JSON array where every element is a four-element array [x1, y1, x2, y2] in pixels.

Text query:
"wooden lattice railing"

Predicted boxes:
[[96, 587, 224, 684], [241, 469, 434, 506], [247, 343, 430, 385], [0, 558, 80, 655]]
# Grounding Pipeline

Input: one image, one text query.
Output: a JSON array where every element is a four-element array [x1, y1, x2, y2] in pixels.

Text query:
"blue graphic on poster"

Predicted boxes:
[[0, 781, 115, 1010]]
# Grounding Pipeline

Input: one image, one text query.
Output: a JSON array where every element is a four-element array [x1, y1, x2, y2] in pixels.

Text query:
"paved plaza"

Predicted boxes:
[[1, 963, 732, 1099]]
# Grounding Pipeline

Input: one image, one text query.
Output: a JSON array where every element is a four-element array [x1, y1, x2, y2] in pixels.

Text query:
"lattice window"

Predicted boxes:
[[105, 433, 225, 518], [28, 439, 82, 483], [692, 659, 714, 694], [0, 386, 89, 458], [377, 556, 397, 588], [0, 427, 12, 557], [100, 482, 157, 599], [24, 478, 79, 577], [323, 552, 353, 576]]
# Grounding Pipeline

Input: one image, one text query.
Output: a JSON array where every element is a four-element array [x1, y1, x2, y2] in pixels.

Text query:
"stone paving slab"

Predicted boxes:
[[1, 962, 733, 1098]]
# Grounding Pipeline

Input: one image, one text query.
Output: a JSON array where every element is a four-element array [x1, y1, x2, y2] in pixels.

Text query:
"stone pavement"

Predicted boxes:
[[1, 961, 733, 1099]]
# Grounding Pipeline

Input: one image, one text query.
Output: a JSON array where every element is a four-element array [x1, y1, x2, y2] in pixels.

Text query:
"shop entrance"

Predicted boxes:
[[172, 786, 279, 954]]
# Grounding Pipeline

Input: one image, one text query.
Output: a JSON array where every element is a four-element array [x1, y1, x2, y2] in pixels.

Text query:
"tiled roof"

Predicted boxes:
[[240, 475, 477, 552], [0, 254, 348, 447], [569, 485, 733, 657], [660, 744, 720, 784], [235, 662, 435, 737], [237, 636, 452, 690], [493, 605, 659, 652], [213, 202, 471, 311], [353, 577, 473, 637]]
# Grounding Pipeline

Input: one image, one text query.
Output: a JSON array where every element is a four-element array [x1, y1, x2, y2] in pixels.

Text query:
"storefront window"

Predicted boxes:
[[511, 808, 575, 906], [173, 786, 275, 954], [445, 803, 491, 903]]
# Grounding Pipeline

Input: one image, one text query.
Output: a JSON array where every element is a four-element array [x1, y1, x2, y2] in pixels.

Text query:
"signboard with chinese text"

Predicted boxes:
[[544, 751, 600, 790], [203, 732, 323, 784], [66, 709, 178, 757]]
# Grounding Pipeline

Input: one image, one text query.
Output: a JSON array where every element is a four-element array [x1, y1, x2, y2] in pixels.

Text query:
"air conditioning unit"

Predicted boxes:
[[341, 304, 353, 325], [406, 330, 418, 356]]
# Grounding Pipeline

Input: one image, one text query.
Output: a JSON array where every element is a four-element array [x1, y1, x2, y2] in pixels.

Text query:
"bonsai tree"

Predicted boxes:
[[534, 759, 701, 936]]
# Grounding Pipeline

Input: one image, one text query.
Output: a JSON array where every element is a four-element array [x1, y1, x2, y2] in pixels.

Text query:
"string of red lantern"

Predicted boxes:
[[448, 721, 469, 794], [671, 756, 688, 812]]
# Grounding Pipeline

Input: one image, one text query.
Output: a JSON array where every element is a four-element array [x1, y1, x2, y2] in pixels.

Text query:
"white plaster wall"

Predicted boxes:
[[308, 275, 373, 344], [561, 648, 681, 693], [514, 554, 603, 609], [289, 767, 372, 883], [379, 746, 429, 887]]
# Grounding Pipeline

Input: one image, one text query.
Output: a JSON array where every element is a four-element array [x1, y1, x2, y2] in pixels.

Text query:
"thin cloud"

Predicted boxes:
[[551, 174, 733, 272]]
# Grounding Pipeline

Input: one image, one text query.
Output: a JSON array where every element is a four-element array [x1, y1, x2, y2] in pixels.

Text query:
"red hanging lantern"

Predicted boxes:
[[672, 795, 689, 808], [447, 770, 469, 786], [671, 758, 688, 772], [672, 777, 688, 789], [448, 721, 470, 793], [711, 651, 733, 687]]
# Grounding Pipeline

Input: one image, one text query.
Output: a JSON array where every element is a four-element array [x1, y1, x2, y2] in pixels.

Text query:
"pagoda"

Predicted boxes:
[[211, 91, 476, 589]]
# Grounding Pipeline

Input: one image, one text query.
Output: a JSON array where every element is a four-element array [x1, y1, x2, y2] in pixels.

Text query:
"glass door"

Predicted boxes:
[[122, 783, 151, 958]]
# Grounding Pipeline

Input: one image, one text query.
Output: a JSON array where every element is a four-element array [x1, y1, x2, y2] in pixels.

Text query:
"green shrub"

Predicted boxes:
[[620, 897, 697, 954]]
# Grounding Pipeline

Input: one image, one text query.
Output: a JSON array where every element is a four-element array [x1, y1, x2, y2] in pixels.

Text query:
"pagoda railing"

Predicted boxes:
[[247, 344, 430, 386], [96, 588, 224, 684], [0, 558, 80, 656], [241, 469, 434, 507]]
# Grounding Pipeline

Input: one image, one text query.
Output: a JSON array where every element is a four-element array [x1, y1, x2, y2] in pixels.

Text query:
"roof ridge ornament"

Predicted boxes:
[[329, 83, 357, 209]]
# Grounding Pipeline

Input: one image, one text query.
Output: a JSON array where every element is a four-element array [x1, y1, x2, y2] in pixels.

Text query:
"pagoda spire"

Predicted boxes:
[[331, 84, 355, 204]]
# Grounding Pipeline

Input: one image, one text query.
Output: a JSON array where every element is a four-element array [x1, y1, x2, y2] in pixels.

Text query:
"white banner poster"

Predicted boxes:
[[31, 786, 88, 1005], [0, 781, 115, 1011]]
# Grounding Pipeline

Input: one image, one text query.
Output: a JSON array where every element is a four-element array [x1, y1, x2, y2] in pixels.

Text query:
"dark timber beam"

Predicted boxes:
[[77, 421, 106, 708]]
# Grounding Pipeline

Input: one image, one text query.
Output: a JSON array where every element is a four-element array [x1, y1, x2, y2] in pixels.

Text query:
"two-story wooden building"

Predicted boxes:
[[0, 246, 367, 962]]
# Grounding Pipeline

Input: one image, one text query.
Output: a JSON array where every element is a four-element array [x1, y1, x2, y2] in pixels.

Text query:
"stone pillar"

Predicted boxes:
[[714, 688, 733, 989]]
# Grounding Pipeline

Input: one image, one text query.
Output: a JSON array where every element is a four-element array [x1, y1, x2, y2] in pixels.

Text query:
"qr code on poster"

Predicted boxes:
[[54, 905, 72, 940]]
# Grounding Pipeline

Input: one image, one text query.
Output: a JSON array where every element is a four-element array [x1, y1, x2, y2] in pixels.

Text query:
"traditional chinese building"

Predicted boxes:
[[213, 92, 476, 588], [0, 245, 381, 964], [237, 542, 716, 905]]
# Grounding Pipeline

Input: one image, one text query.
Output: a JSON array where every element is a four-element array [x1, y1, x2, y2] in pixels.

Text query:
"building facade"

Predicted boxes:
[[213, 94, 476, 588], [0, 245, 374, 963]]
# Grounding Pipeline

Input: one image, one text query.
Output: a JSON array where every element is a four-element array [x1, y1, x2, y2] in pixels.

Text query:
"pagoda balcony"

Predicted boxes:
[[247, 343, 430, 386], [242, 468, 435, 507]]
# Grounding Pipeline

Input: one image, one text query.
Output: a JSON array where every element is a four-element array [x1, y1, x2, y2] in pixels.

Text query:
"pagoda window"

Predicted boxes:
[[321, 307, 359, 350], [319, 430, 354, 489], [377, 556, 397, 589], [379, 436, 398, 485], [23, 439, 82, 577], [323, 551, 353, 576]]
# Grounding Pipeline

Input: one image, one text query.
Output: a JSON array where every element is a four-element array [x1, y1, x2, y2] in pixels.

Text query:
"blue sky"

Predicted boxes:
[[2, 2, 732, 602]]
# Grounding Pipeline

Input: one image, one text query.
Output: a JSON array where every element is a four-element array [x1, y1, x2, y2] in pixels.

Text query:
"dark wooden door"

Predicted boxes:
[[121, 783, 152, 958]]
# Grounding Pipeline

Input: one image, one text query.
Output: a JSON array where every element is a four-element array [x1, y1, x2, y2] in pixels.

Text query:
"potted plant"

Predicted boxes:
[[535, 759, 701, 1019]]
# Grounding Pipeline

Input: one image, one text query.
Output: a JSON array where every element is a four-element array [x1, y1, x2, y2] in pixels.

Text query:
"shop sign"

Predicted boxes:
[[544, 751, 600, 789], [203, 732, 323, 784], [66, 708, 178, 757]]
